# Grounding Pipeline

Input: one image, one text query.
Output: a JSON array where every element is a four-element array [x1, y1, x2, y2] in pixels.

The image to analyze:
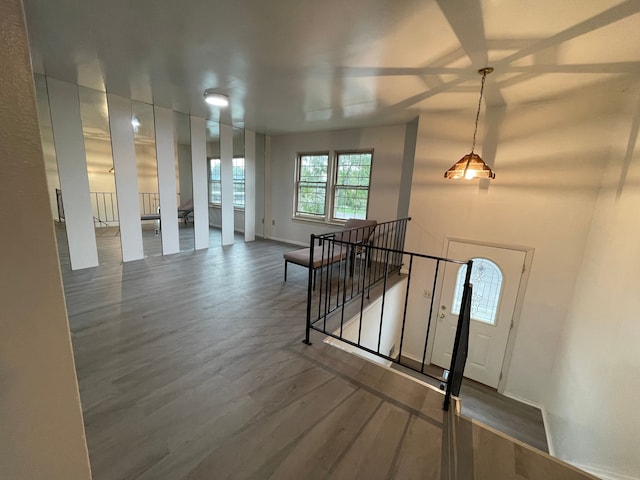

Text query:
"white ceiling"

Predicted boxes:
[[24, 0, 640, 134]]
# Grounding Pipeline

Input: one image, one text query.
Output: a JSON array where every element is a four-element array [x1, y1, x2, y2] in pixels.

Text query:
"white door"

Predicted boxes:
[[431, 241, 526, 388]]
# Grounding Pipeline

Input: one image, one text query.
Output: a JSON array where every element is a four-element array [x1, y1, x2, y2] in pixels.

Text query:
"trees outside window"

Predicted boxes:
[[295, 153, 329, 217], [333, 152, 372, 220], [294, 151, 372, 221]]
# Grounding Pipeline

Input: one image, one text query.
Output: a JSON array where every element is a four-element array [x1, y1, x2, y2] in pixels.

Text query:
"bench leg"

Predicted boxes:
[[284, 261, 288, 282]]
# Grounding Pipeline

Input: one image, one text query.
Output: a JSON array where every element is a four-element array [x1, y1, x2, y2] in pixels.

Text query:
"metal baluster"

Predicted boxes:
[[304, 234, 315, 345], [397, 254, 414, 364], [422, 259, 440, 374], [377, 249, 390, 353]]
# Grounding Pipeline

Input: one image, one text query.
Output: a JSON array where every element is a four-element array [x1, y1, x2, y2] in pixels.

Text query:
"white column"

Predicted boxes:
[[191, 116, 209, 250], [107, 94, 144, 262], [220, 123, 234, 245], [154, 106, 180, 255], [244, 129, 256, 241], [46, 77, 98, 270]]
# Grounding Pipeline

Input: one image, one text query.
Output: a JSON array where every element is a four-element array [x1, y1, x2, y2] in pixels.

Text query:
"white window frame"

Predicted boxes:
[[293, 149, 373, 223], [331, 150, 373, 222], [294, 152, 330, 220]]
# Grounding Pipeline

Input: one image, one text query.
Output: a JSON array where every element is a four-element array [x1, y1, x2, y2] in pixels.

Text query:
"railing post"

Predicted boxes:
[[303, 233, 315, 345], [443, 259, 473, 411]]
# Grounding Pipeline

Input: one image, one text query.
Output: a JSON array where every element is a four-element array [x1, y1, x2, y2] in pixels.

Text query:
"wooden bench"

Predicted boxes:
[[283, 219, 377, 287]]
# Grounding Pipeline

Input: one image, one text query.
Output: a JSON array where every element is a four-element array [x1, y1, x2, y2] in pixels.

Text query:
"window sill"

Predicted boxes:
[[208, 203, 245, 212], [291, 216, 345, 228]]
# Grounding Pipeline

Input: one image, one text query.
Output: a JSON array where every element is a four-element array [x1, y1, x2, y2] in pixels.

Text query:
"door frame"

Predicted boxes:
[[429, 236, 535, 393]]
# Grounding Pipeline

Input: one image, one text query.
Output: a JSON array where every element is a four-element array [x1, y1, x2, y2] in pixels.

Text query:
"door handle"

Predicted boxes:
[[439, 313, 445, 319]]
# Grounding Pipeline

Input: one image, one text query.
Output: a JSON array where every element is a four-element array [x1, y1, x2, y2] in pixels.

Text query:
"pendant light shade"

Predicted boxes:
[[445, 67, 496, 180], [444, 153, 496, 180]]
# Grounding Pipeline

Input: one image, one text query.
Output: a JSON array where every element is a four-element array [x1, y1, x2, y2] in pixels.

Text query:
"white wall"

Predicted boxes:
[[209, 206, 246, 233], [85, 138, 116, 192], [177, 143, 193, 204], [328, 278, 408, 366], [406, 90, 618, 406], [135, 143, 160, 198], [0, 0, 92, 477], [406, 79, 640, 478], [268, 124, 407, 245], [34, 74, 61, 221], [545, 94, 640, 479]]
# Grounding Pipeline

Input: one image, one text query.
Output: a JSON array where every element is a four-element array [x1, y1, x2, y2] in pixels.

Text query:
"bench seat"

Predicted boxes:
[[283, 219, 377, 287]]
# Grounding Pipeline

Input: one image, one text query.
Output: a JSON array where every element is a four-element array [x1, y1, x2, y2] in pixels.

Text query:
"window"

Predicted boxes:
[[209, 158, 221, 204], [452, 258, 503, 325], [232, 158, 245, 207], [294, 151, 373, 221], [208, 157, 245, 208], [333, 152, 372, 220], [295, 153, 329, 217]]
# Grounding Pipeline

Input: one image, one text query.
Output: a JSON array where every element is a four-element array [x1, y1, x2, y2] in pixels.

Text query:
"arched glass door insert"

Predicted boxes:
[[451, 258, 503, 325]]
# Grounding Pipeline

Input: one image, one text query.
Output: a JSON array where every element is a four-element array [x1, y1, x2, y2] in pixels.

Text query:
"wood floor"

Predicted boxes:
[[57, 227, 595, 480], [391, 362, 549, 452]]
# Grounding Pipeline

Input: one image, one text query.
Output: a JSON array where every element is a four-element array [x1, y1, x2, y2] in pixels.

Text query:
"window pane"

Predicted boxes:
[[209, 158, 221, 203], [297, 154, 328, 216], [334, 187, 369, 219], [299, 154, 328, 182], [333, 152, 372, 220], [297, 184, 326, 216], [209, 158, 221, 180], [233, 157, 245, 207], [336, 153, 371, 186], [209, 182, 221, 203], [451, 258, 503, 325]]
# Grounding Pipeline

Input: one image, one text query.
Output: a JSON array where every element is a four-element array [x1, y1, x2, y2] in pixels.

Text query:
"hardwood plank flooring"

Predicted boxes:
[[56, 228, 595, 480], [391, 361, 549, 452]]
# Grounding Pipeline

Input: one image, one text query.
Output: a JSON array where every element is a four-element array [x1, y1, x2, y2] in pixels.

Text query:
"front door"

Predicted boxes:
[[431, 241, 526, 388]]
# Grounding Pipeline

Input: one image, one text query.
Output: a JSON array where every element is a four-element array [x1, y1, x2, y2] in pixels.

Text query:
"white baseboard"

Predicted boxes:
[[401, 351, 425, 364], [540, 408, 555, 457], [208, 222, 245, 234], [502, 391, 555, 456], [571, 462, 639, 480]]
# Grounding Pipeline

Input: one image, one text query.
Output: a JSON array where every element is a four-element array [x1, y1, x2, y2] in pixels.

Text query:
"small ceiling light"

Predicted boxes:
[[445, 67, 496, 180], [203, 89, 229, 107]]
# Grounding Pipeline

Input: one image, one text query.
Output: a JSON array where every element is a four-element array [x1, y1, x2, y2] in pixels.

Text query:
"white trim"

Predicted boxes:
[[502, 391, 555, 456], [541, 407, 556, 457], [291, 216, 345, 228], [401, 351, 426, 365], [571, 463, 638, 480]]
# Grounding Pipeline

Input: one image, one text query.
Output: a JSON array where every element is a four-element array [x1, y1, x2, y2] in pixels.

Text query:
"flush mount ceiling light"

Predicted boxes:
[[203, 89, 229, 107], [445, 67, 496, 180]]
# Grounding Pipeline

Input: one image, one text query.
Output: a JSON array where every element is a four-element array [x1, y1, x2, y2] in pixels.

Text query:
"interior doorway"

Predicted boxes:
[[431, 240, 528, 388]]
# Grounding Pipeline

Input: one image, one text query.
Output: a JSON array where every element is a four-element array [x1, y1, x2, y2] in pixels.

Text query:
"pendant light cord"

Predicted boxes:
[[470, 70, 488, 155]]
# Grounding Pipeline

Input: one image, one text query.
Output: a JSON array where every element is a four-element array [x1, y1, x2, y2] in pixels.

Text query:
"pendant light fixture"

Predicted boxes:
[[445, 67, 496, 180]]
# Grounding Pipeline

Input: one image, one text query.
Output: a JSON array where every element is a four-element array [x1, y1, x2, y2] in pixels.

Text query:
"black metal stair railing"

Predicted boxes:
[[302, 217, 473, 411]]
